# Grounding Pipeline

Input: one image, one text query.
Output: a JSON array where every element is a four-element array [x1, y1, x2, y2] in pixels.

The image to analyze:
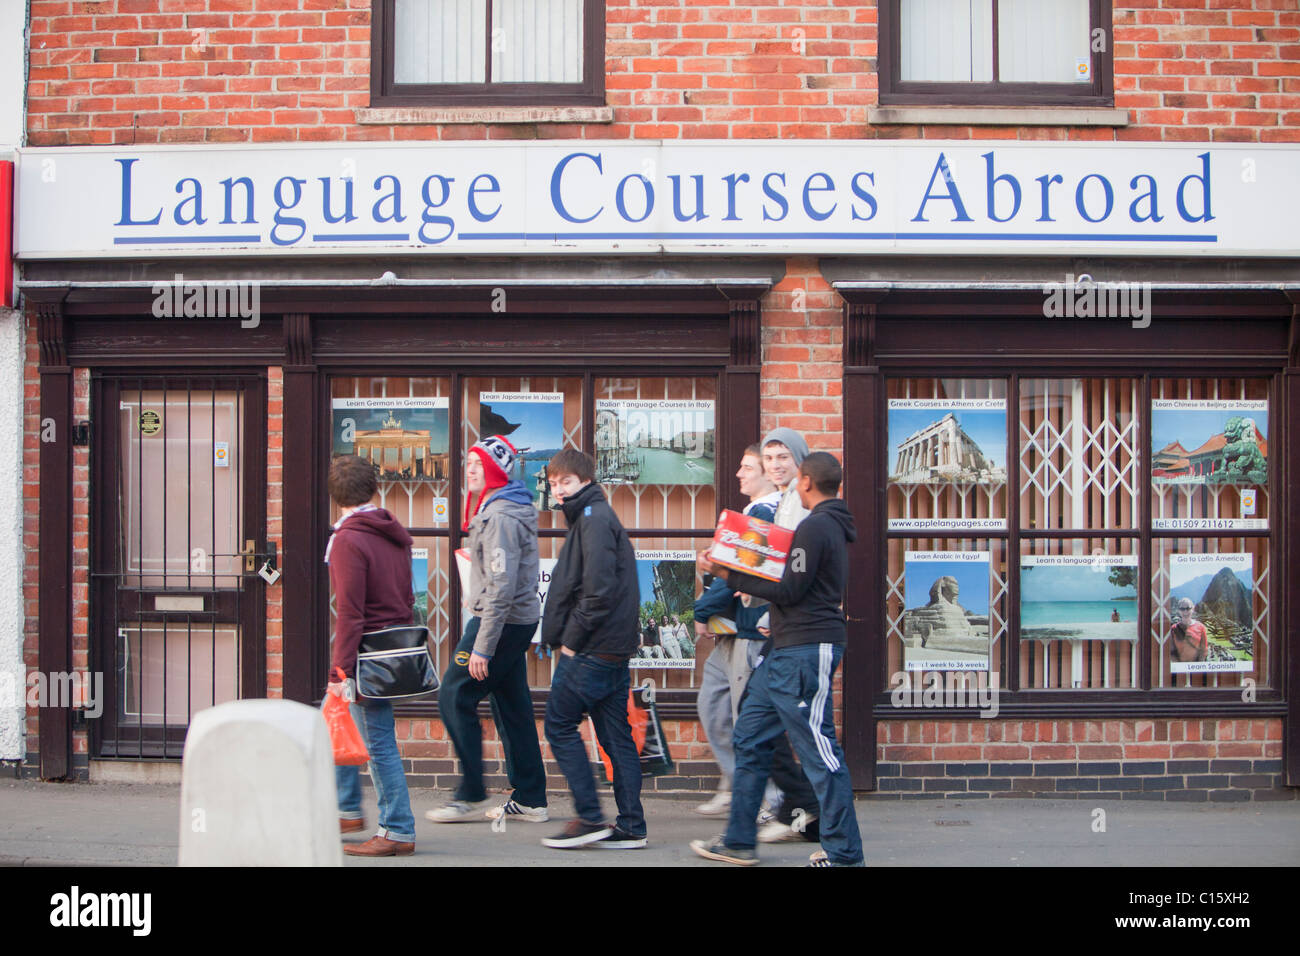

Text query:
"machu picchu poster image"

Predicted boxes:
[[1151, 400, 1268, 528], [901, 551, 991, 671], [1166, 553, 1254, 674]]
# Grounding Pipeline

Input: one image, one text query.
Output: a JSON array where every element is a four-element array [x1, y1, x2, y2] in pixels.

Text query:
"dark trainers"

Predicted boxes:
[[541, 819, 613, 849], [690, 837, 759, 866], [593, 826, 647, 849], [807, 849, 865, 867]]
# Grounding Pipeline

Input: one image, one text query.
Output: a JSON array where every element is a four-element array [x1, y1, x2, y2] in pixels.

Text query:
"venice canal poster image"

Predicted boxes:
[[595, 400, 715, 487], [478, 392, 566, 509], [332, 397, 450, 482]]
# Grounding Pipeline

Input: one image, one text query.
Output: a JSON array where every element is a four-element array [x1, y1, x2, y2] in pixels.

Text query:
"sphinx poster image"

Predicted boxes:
[[594, 399, 715, 487], [1020, 554, 1138, 645], [901, 551, 991, 671], [331, 397, 450, 482], [887, 398, 1007, 531], [478, 391, 566, 510], [632, 550, 699, 669], [1151, 399, 1268, 530], [1166, 552, 1254, 673]]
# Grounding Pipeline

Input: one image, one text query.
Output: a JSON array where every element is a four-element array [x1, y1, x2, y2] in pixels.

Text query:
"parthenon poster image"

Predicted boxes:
[[888, 400, 1008, 485]]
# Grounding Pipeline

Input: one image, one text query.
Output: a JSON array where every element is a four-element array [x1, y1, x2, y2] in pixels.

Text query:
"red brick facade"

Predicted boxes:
[[24, 1, 1299, 146], [17, 2, 1296, 796]]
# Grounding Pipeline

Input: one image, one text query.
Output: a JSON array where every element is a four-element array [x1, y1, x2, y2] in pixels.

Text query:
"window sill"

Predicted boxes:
[[355, 105, 615, 125], [866, 106, 1129, 127]]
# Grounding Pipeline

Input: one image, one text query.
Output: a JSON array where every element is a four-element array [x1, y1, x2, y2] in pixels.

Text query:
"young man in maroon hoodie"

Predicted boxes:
[[326, 454, 419, 857]]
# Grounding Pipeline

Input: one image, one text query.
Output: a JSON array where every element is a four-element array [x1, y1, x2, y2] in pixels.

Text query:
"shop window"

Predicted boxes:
[[1149, 377, 1271, 691], [1020, 378, 1138, 531], [878, 0, 1113, 107], [328, 376, 454, 674], [1019, 537, 1137, 690], [595, 377, 718, 693], [883, 374, 1273, 693], [886, 535, 1008, 686], [370, 0, 605, 107], [327, 372, 720, 696]]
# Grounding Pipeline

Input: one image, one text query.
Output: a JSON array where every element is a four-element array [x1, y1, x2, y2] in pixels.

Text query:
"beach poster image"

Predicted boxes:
[[595, 400, 715, 487], [478, 392, 566, 510], [1151, 400, 1268, 488], [332, 397, 450, 482], [901, 551, 991, 671], [1019, 554, 1138, 645], [887, 399, 1007, 485], [411, 548, 429, 628], [632, 550, 698, 669], [1166, 553, 1254, 674]]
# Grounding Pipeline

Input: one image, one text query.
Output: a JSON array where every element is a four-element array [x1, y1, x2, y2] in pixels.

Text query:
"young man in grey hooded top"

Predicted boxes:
[[428, 435, 549, 824]]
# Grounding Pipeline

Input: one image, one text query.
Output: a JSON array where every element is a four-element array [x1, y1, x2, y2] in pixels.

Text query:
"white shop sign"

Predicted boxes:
[[13, 141, 1298, 259]]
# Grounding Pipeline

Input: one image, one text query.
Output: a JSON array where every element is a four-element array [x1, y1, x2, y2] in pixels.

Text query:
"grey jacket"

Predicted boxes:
[[465, 481, 541, 657]]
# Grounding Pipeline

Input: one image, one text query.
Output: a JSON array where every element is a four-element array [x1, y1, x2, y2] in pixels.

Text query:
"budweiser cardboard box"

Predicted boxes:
[[709, 509, 795, 582]]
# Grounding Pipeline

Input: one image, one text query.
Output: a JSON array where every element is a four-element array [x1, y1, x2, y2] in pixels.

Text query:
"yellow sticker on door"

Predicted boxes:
[[139, 410, 162, 436]]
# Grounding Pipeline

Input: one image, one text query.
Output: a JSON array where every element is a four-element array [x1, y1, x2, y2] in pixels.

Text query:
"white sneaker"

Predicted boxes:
[[695, 792, 732, 816], [485, 799, 549, 823], [756, 807, 777, 827], [758, 820, 799, 843], [424, 799, 488, 823]]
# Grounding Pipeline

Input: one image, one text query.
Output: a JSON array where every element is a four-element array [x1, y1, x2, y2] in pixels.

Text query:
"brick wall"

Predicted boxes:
[[874, 718, 1294, 800], [24, 2, 1299, 146]]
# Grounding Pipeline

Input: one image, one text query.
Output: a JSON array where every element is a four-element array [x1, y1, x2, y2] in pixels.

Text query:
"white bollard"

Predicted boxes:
[[179, 699, 342, 866]]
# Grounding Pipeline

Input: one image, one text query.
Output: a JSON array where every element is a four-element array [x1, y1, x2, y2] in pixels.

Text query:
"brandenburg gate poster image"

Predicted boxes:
[[332, 397, 451, 482]]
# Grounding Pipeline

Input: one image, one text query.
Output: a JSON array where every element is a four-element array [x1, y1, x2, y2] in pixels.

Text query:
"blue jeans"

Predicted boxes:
[[439, 617, 547, 807], [543, 653, 645, 837], [724, 643, 863, 865], [334, 697, 417, 843]]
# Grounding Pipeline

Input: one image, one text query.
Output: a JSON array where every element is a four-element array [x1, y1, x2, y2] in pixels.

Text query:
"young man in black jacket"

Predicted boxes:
[[539, 449, 647, 850], [691, 452, 865, 867]]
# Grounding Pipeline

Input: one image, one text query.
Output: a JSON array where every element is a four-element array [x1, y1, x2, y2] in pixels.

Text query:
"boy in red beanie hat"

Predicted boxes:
[[429, 435, 549, 823]]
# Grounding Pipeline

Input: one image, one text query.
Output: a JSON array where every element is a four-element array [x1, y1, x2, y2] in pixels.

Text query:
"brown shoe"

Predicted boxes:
[[343, 835, 414, 857], [340, 818, 365, 834]]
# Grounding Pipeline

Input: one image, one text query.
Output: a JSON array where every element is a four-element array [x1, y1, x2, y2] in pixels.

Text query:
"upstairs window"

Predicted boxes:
[[370, 0, 604, 107], [878, 0, 1113, 107]]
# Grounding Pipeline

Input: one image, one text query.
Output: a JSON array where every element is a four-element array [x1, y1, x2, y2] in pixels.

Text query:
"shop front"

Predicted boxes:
[[14, 140, 1298, 798]]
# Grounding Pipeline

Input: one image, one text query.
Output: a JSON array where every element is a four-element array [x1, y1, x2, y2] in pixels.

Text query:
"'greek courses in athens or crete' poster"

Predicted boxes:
[[632, 550, 699, 670], [478, 391, 566, 510], [1020, 554, 1139, 646], [332, 397, 451, 482], [901, 551, 991, 671], [887, 398, 1007, 531], [595, 400, 715, 487], [1166, 553, 1254, 674], [1151, 399, 1268, 530]]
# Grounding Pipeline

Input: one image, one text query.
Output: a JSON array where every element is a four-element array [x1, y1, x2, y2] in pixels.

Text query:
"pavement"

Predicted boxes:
[[2, 777, 1298, 867]]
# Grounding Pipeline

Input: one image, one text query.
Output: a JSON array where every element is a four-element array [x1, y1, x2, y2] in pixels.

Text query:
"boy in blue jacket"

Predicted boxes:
[[694, 444, 780, 817], [691, 452, 864, 867]]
